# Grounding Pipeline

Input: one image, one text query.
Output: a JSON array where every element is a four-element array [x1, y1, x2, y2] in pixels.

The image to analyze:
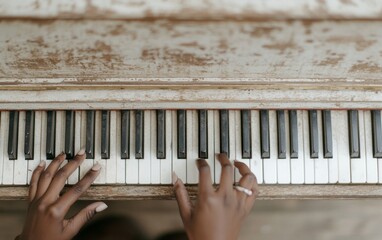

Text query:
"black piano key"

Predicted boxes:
[[277, 110, 286, 159], [135, 110, 144, 159], [219, 110, 230, 157], [24, 111, 35, 160], [309, 110, 319, 158], [289, 110, 298, 158], [157, 110, 166, 159], [241, 110, 251, 159], [121, 110, 130, 159], [46, 111, 56, 159], [322, 110, 333, 158], [177, 110, 187, 159], [348, 110, 360, 158], [65, 110, 75, 159], [260, 110, 270, 158], [8, 111, 19, 160], [101, 110, 110, 159], [371, 110, 382, 158], [85, 110, 95, 159], [198, 110, 208, 159]]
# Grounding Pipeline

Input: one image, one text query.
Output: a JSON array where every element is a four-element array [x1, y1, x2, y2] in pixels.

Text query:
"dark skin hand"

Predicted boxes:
[[16, 149, 108, 240], [173, 153, 259, 240]]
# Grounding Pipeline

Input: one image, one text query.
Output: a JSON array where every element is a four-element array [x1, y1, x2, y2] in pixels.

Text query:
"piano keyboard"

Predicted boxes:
[[1, 109, 382, 185]]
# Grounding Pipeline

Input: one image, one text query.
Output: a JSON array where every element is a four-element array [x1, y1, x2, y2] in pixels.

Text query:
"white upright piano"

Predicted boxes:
[[1, 0, 382, 199]]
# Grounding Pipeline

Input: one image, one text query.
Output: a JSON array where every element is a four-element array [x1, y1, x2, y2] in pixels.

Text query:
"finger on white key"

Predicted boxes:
[[187, 110, 198, 184], [93, 110, 106, 184], [28, 111, 42, 184]]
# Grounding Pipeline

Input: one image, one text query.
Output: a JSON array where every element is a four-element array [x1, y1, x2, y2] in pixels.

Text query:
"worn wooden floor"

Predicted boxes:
[[1, 199, 382, 240]]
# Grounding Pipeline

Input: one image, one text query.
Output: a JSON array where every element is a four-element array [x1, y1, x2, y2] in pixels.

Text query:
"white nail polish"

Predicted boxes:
[[95, 203, 108, 213], [77, 149, 86, 156], [38, 160, 46, 167], [92, 163, 101, 171]]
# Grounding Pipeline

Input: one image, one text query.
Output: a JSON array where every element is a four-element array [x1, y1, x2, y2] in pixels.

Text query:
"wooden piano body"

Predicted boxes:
[[1, 0, 382, 200]]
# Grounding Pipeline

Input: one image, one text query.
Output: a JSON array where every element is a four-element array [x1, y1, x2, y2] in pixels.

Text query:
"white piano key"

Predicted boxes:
[[303, 110, 315, 184], [206, 110, 215, 182], [79, 111, 93, 180], [235, 110, 250, 183], [351, 110, 367, 183], [56, 111, 66, 170], [0, 112, 3, 184], [93, 111, 106, 184], [314, 111, 329, 184], [187, 110, 198, 184], [1, 112, 12, 184], [40, 111, 47, 164], [328, 111, 339, 184], [126, 111, 139, 184], [160, 110, 173, 184], [106, 111, 118, 184], [27, 111, 42, 183], [68, 111, 81, 184], [250, 110, 263, 184], [228, 110, 237, 184], [277, 111, 291, 184], [115, 110, 125, 184], [14, 111, 27, 185], [263, 110, 277, 184], [291, 110, 305, 184], [214, 110, 221, 184], [138, 110, 151, 184], [151, 110, 160, 184], [364, 110, 378, 183], [336, 110, 351, 183], [173, 111, 187, 181]]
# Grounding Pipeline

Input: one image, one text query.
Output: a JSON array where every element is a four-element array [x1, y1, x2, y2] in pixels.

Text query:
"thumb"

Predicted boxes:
[[173, 172, 192, 226], [64, 202, 108, 238]]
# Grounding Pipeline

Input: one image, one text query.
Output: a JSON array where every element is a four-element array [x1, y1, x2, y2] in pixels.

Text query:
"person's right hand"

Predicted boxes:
[[173, 153, 259, 240]]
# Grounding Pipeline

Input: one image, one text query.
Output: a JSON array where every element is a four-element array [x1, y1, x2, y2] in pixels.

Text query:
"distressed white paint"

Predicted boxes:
[[0, 0, 381, 19], [0, 21, 381, 109]]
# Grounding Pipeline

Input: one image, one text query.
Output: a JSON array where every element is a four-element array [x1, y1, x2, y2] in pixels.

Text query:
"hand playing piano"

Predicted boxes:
[[173, 153, 259, 240], [16, 150, 108, 240]]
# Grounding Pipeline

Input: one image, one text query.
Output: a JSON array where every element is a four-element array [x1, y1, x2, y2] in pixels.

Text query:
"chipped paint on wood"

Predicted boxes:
[[0, 0, 382, 19], [0, 20, 382, 80], [0, 20, 381, 109]]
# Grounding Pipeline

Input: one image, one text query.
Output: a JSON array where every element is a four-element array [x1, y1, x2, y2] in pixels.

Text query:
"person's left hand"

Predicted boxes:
[[16, 150, 108, 240]]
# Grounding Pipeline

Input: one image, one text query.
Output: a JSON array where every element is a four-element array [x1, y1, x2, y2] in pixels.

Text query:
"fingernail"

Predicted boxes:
[[77, 149, 86, 156], [38, 160, 46, 167], [59, 151, 65, 156], [172, 171, 178, 186], [92, 163, 101, 171], [95, 203, 108, 213]]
